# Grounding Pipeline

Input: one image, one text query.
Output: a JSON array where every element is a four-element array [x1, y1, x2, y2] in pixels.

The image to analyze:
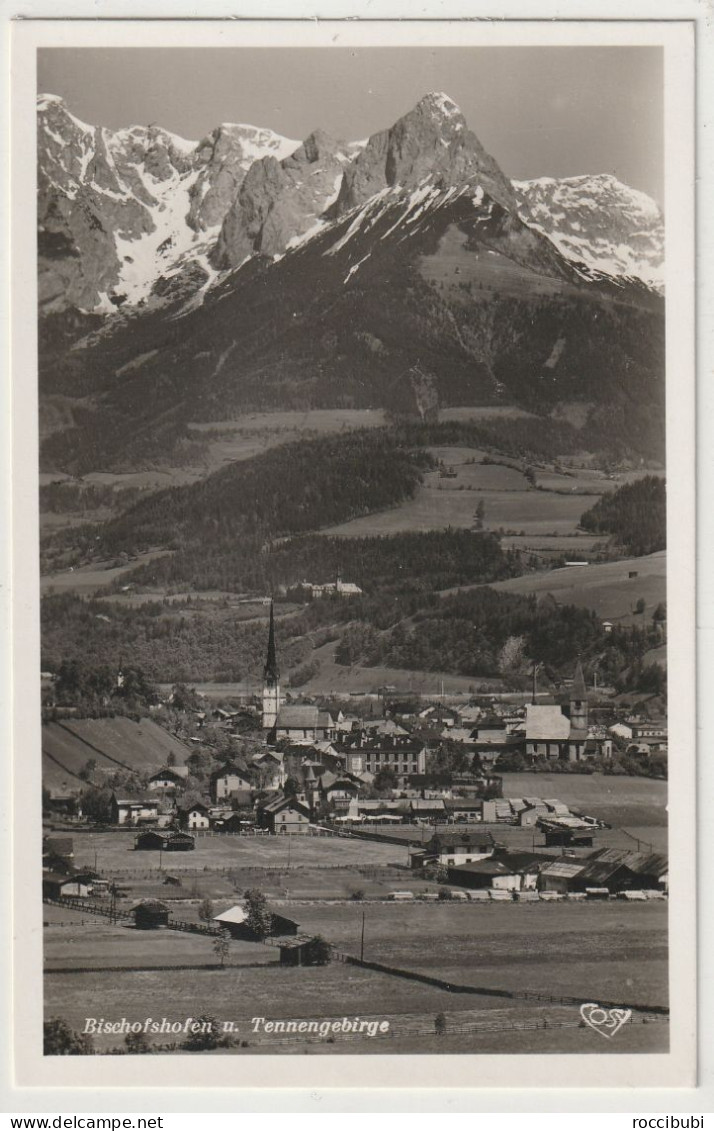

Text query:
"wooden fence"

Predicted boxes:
[[332, 949, 670, 1016]]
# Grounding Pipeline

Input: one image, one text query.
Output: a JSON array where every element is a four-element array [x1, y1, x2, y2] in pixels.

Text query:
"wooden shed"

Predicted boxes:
[[131, 899, 170, 929], [134, 830, 195, 852], [278, 935, 322, 966]]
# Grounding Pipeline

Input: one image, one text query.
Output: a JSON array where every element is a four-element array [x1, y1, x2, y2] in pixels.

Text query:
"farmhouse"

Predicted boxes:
[[251, 750, 284, 790], [177, 801, 211, 830], [212, 904, 299, 940], [110, 793, 159, 827], [43, 872, 93, 900], [43, 788, 80, 819], [148, 767, 188, 792], [209, 763, 253, 802], [257, 794, 312, 834], [411, 830, 497, 870]]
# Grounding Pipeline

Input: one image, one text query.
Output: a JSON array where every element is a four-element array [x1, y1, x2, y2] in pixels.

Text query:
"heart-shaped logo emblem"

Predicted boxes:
[[580, 1002, 632, 1038]]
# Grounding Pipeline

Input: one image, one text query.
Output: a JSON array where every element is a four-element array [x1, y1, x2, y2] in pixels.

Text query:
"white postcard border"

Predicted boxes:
[[6, 11, 699, 1103]]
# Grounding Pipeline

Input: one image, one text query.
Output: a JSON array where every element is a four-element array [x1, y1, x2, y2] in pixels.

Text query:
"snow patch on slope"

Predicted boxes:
[[513, 174, 664, 290]]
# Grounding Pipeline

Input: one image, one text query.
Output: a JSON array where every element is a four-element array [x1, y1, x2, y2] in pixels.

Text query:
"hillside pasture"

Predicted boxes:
[[420, 227, 577, 300], [481, 551, 666, 623], [299, 637, 498, 696], [321, 480, 591, 538], [41, 717, 193, 789], [41, 550, 171, 596]]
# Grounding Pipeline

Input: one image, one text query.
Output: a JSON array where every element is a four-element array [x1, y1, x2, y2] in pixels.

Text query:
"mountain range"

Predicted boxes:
[[37, 91, 666, 474]]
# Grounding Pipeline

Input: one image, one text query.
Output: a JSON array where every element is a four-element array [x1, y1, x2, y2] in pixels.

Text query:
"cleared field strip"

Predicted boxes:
[[42, 716, 193, 788]]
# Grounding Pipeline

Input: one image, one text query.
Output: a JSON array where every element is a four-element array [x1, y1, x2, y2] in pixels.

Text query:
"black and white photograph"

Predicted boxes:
[[8, 16, 697, 1091]]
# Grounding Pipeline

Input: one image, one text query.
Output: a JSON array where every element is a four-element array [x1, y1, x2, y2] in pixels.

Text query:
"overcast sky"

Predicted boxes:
[[38, 46, 663, 202]]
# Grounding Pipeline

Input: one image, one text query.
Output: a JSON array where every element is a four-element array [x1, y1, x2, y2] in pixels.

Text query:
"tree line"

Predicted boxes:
[[579, 476, 666, 556]]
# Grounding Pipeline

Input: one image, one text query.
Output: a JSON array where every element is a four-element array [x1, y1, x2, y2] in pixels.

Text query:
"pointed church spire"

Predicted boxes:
[[569, 659, 588, 731], [264, 600, 279, 684], [572, 660, 587, 701]]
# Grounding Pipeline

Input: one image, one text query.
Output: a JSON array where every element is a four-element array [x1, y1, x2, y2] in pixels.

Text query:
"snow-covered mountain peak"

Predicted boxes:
[[513, 174, 664, 290], [37, 91, 664, 322], [419, 91, 464, 120]]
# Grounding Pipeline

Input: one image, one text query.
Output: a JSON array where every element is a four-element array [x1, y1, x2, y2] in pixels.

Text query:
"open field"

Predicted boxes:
[[69, 828, 405, 875], [44, 897, 667, 1054], [63, 828, 416, 905], [41, 549, 171, 596], [446, 551, 666, 625], [293, 900, 668, 1007], [302, 637, 498, 696], [500, 534, 604, 560], [322, 476, 595, 539]]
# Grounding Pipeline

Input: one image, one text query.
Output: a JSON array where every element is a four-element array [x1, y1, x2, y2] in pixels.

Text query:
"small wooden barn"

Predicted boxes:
[[212, 904, 299, 941], [278, 935, 323, 966], [131, 899, 170, 929], [134, 830, 195, 852]]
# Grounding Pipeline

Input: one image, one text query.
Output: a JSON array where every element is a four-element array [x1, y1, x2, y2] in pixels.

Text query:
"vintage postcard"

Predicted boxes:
[[10, 16, 696, 1092]]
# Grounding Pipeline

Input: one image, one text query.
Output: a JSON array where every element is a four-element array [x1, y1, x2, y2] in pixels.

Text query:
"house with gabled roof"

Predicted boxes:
[[256, 793, 312, 835], [209, 762, 253, 803], [538, 860, 586, 893], [411, 829, 497, 870], [447, 851, 554, 892], [148, 766, 188, 792], [212, 903, 299, 940], [177, 799, 211, 830], [110, 793, 159, 827]]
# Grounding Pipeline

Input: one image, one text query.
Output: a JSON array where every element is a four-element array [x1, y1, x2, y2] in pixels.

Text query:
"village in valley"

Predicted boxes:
[[34, 53, 671, 1059], [42, 596, 669, 1056]]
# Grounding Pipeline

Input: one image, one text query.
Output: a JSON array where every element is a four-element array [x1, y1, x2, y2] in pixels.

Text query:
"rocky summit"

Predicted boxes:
[[38, 90, 663, 322], [37, 91, 665, 478], [514, 174, 664, 291]]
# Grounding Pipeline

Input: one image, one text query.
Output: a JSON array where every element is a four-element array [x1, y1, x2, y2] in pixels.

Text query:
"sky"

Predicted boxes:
[[38, 46, 664, 203]]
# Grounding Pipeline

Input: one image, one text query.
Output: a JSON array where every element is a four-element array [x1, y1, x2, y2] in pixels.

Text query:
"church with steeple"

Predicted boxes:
[[522, 659, 612, 763], [260, 604, 336, 743], [262, 601, 281, 732]]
